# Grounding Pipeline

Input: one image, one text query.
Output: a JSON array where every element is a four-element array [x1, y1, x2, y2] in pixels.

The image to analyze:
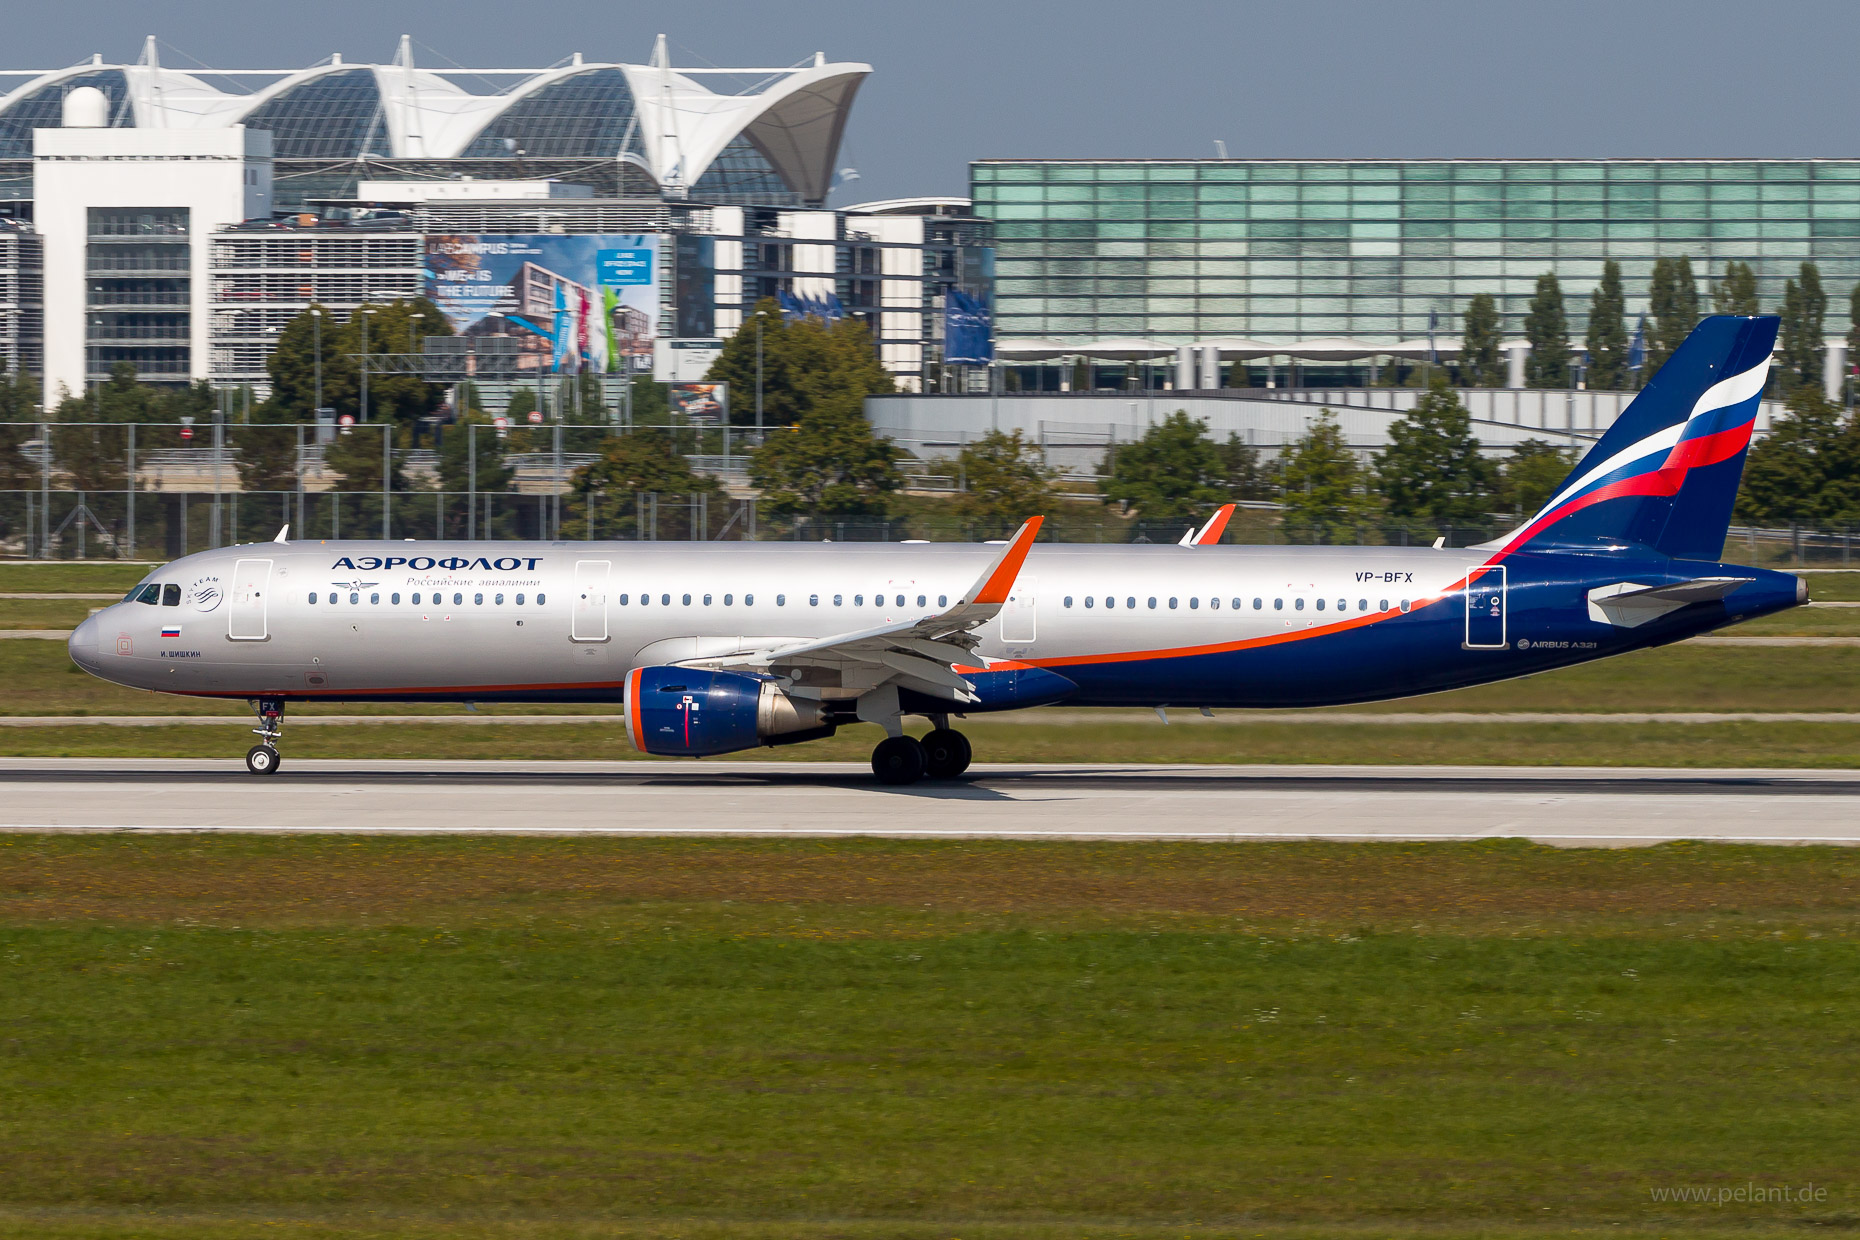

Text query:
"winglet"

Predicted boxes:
[[273, 524, 290, 544], [1193, 503, 1235, 547], [966, 516, 1043, 606]]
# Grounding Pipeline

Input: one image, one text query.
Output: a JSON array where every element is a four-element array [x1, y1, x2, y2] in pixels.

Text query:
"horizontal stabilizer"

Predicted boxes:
[[1587, 577, 1752, 628]]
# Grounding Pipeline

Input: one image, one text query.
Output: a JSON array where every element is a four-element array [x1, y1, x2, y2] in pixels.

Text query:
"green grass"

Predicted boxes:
[[2, 719, 1859, 767], [0, 835, 1855, 1239], [0, 563, 154, 593]]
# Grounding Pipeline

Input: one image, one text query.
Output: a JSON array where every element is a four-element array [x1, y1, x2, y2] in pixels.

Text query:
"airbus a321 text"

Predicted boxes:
[[70, 316, 1806, 783]]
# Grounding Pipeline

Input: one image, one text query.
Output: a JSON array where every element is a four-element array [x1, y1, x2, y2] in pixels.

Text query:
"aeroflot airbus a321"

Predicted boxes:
[[70, 315, 1806, 784]]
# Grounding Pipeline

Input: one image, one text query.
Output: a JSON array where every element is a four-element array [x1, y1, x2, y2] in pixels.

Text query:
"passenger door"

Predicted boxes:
[[1463, 565, 1507, 649], [227, 558, 272, 641], [571, 560, 611, 643]]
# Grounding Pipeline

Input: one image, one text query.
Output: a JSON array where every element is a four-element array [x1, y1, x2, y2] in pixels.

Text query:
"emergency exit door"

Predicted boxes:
[[1464, 565, 1507, 649]]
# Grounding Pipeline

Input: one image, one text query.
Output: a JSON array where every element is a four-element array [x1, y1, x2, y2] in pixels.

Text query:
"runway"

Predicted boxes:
[[0, 759, 1857, 845]]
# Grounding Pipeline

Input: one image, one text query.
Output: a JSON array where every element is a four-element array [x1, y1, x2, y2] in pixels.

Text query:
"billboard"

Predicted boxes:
[[669, 382, 728, 423], [425, 234, 661, 374]]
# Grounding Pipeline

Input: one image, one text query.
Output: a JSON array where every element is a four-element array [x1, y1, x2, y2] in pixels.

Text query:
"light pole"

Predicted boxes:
[[754, 308, 766, 443], [359, 307, 377, 422], [311, 306, 323, 417], [407, 311, 423, 356]]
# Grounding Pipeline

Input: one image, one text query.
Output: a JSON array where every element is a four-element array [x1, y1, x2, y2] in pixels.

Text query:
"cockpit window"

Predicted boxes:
[[132, 584, 160, 605], [161, 584, 181, 607]]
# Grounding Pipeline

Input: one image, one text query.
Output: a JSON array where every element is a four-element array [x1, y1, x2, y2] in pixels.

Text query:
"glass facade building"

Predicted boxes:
[[971, 159, 1860, 346]]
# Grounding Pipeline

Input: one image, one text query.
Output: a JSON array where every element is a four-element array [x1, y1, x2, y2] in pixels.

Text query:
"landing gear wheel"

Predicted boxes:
[[871, 735, 928, 785], [245, 744, 281, 775], [921, 728, 972, 779]]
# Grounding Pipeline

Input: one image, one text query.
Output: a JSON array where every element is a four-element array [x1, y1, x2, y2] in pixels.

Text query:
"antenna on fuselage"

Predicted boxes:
[[274, 525, 290, 543]]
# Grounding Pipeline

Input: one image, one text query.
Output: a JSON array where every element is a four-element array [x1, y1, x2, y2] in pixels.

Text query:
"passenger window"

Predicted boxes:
[[162, 584, 181, 606], [1316, 598, 1325, 611], [854, 594, 864, 606], [371, 592, 380, 605], [1105, 597, 1115, 609], [1338, 599, 1347, 611], [895, 594, 905, 607], [1253, 598, 1262, 610], [938, 595, 948, 607], [703, 594, 712, 606], [308, 592, 317, 605], [1084, 596, 1094, 608], [774, 595, 783, 606], [834, 594, 843, 606], [1358, 599, 1368, 611], [453, 593, 463, 606], [917, 594, 926, 607], [1274, 598, 1283, 610], [538, 594, 545, 606], [472, 594, 481, 606], [518, 593, 527, 605], [723, 594, 732, 606], [495, 593, 504, 605], [327, 592, 337, 605], [660, 594, 670, 606], [1168, 597, 1177, 609], [1190, 598, 1199, 609], [1379, 598, 1388, 611], [350, 592, 360, 605], [682, 594, 692, 606], [1209, 597, 1218, 609], [1148, 597, 1157, 609], [809, 595, 818, 606], [1295, 598, 1305, 611], [1064, 596, 1074, 608], [392, 593, 401, 605], [1126, 597, 1136, 610], [1400, 599, 1411, 612]]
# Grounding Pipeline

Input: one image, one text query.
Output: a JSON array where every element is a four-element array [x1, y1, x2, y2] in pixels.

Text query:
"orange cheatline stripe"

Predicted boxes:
[[970, 516, 1044, 605], [1195, 504, 1236, 546], [1026, 594, 1450, 669]]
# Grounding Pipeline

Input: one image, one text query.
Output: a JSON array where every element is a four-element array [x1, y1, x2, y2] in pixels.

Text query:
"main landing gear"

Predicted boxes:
[[245, 697, 284, 775], [870, 723, 973, 786]]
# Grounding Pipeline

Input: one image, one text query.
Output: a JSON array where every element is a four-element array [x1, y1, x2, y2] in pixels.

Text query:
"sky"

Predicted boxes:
[[7, 0, 1860, 205]]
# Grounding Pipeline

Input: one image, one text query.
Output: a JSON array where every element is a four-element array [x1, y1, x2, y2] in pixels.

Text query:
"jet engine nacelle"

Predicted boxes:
[[624, 666, 833, 757]]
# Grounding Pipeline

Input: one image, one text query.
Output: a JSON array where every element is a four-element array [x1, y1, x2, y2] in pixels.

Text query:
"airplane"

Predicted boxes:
[[69, 314, 1805, 785]]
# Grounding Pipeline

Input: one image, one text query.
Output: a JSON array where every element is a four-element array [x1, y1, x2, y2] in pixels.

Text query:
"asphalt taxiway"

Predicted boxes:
[[0, 759, 1856, 845]]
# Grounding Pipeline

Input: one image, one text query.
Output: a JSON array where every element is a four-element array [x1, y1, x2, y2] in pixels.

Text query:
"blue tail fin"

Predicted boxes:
[[1492, 314, 1777, 560]]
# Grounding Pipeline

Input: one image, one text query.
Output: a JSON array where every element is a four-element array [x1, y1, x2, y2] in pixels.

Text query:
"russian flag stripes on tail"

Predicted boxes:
[[1489, 314, 1779, 561]]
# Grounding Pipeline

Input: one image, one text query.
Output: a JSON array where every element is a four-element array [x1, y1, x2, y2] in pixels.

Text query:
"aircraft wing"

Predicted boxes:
[[672, 516, 1044, 704]]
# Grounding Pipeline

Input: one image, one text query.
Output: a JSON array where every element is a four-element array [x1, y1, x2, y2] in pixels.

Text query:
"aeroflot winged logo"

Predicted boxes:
[[332, 555, 545, 571]]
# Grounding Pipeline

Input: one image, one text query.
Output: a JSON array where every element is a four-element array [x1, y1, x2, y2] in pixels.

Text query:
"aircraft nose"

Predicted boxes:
[[67, 614, 101, 672]]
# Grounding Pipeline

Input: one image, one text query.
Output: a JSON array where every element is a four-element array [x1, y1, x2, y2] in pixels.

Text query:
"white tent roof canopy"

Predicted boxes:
[[995, 338, 1540, 363]]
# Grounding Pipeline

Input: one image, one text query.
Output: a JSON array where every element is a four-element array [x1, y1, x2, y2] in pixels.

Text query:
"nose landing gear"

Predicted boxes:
[[246, 697, 284, 774]]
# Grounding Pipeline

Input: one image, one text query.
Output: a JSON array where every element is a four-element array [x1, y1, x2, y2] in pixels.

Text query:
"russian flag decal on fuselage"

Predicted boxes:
[[161, 625, 182, 638]]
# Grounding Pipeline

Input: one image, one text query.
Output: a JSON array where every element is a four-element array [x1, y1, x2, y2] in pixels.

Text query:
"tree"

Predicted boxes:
[[1097, 410, 1227, 525], [1523, 273, 1570, 388], [266, 299, 453, 428], [1848, 282, 1860, 401], [320, 421, 406, 494], [1372, 375, 1495, 529], [504, 388, 538, 423], [749, 398, 902, 519], [438, 414, 514, 495], [1215, 432, 1271, 500], [704, 298, 894, 429], [1459, 293, 1502, 387], [1647, 256, 1700, 376], [1714, 261, 1759, 315], [574, 427, 720, 499], [1278, 410, 1380, 542], [1496, 440, 1578, 518], [1777, 262, 1827, 393], [1586, 260, 1629, 390], [0, 367, 37, 490], [952, 430, 1053, 522], [1735, 384, 1859, 527]]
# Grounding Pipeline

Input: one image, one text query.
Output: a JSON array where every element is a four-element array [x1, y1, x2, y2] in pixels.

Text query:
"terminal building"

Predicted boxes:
[[0, 39, 995, 404], [971, 157, 1860, 388]]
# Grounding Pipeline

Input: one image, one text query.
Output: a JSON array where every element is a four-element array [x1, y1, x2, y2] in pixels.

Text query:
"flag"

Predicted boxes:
[[161, 625, 182, 638], [1427, 308, 1439, 365], [1628, 314, 1647, 372], [944, 287, 993, 365]]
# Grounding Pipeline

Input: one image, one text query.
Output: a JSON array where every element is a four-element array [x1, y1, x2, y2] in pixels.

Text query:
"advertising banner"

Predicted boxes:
[[669, 382, 728, 423], [943, 286, 993, 365], [424, 234, 661, 374]]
